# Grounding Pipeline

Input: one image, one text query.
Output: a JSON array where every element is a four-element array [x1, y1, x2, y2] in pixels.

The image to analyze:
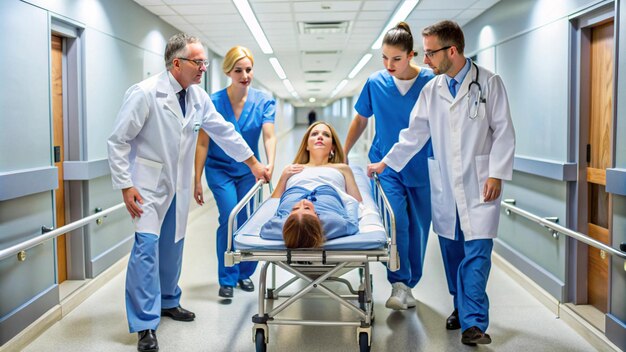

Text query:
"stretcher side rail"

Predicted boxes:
[[225, 179, 265, 264], [372, 172, 398, 271]]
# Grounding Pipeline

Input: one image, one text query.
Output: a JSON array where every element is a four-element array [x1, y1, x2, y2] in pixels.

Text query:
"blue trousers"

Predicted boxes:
[[206, 167, 258, 287], [377, 171, 431, 288], [126, 196, 184, 333], [438, 211, 493, 332]]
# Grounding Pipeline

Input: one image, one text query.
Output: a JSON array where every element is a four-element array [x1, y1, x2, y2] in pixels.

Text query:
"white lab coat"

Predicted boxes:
[[383, 63, 515, 240], [108, 71, 253, 242]]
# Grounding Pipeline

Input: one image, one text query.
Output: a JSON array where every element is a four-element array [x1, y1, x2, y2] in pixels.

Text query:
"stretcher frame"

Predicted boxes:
[[224, 172, 397, 352]]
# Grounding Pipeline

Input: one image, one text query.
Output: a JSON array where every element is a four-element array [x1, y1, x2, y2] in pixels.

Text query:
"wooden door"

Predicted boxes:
[[586, 20, 613, 313], [51, 34, 67, 284]]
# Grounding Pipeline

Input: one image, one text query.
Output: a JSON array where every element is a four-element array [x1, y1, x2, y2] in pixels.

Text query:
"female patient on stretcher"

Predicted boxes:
[[260, 122, 363, 248]]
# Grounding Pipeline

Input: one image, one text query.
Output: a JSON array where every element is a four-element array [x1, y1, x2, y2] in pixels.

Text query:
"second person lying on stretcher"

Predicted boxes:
[[260, 122, 363, 248]]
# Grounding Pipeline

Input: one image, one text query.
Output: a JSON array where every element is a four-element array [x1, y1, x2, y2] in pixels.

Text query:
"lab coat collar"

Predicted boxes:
[[439, 60, 478, 106], [155, 71, 190, 127]]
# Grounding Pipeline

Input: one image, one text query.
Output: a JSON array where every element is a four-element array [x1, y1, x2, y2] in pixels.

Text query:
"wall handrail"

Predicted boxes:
[[501, 199, 626, 260], [0, 203, 126, 262]]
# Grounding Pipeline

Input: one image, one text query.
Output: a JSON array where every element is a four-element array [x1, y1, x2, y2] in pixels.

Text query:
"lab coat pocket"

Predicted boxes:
[[427, 157, 445, 211], [475, 155, 489, 204], [133, 156, 163, 192]]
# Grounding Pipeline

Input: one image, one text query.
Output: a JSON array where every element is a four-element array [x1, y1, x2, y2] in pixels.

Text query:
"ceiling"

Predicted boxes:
[[133, 0, 499, 106]]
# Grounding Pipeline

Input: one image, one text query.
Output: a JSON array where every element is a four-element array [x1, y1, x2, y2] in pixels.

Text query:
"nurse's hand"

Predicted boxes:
[[122, 187, 143, 218], [483, 177, 502, 202], [194, 181, 204, 205], [367, 162, 386, 178]]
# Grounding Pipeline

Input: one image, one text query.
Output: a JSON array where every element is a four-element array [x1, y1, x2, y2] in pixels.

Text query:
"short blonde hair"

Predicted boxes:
[[283, 213, 324, 248], [222, 46, 254, 74], [293, 121, 345, 164]]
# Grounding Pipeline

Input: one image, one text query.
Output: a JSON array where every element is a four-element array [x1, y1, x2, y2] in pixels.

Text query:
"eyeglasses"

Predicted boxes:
[[178, 57, 209, 68], [423, 46, 451, 58]]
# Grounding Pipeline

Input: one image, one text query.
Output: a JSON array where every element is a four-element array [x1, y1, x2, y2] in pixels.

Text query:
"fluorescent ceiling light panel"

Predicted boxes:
[[282, 79, 295, 93], [348, 53, 373, 79], [331, 79, 348, 97], [233, 0, 273, 54], [371, 0, 419, 50], [269, 57, 287, 80]]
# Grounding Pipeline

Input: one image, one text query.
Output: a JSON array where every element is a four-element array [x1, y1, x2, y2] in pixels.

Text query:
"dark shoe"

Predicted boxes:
[[446, 309, 461, 330], [238, 278, 255, 292], [160, 306, 195, 322], [461, 326, 492, 346], [219, 286, 234, 298], [137, 329, 158, 352]]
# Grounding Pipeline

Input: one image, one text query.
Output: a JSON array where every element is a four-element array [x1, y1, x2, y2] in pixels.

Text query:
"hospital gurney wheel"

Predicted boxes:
[[255, 329, 267, 352], [358, 332, 371, 352]]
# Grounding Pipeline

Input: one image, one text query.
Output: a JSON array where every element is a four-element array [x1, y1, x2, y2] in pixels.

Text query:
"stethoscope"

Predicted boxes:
[[468, 62, 486, 119]]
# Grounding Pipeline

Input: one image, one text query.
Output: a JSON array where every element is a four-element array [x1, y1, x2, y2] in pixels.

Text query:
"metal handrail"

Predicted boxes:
[[501, 199, 626, 260], [0, 203, 126, 262]]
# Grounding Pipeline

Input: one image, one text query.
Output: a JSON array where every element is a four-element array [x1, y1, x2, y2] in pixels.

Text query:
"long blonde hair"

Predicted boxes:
[[222, 46, 254, 74], [293, 121, 345, 164]]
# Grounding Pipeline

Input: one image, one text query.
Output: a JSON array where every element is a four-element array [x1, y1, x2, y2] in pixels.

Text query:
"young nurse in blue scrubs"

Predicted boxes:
[[343, 22, 435, 310], [194, 46, 277, 298]]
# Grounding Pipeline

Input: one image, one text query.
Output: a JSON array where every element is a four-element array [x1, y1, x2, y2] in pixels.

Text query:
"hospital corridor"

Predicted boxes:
[[2, 0, 626, 351], [12, 125, 603, 351]]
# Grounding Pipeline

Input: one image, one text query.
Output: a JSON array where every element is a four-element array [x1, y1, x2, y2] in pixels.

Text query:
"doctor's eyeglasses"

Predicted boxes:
[[178, 57, 209, 68], [423, 46, 451, 58]]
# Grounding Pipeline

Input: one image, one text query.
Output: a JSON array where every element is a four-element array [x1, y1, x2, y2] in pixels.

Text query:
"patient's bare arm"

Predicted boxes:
[[337, 164, 362, 202]]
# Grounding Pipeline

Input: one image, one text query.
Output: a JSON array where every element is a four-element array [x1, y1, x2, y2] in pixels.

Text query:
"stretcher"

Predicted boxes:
[[224, 167, 397, 352]]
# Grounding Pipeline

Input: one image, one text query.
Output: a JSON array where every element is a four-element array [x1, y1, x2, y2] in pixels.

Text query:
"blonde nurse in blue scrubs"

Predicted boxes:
[[194, 46, 276, 299]]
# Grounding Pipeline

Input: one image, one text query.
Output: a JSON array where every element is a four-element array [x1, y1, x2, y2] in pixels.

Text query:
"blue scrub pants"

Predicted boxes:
[[126, 196, 184, 333], [206, 167, 257, 287], [378, 171, 431, 288], [438, 211, 493, 332]]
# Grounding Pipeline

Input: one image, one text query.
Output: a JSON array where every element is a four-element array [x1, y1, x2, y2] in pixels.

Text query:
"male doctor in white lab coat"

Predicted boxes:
[[108, 33, 269, 352], [368, 20, 515, 346]]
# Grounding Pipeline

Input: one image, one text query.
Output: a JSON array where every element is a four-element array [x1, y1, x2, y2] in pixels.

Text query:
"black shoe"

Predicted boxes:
[[461, 326, 492, 346], [219, 286, 234, 298], [137, 329, 158, 352], [160, 306, 195, 322], [238, 278, 255, 292], [446, 309, 461, 330]]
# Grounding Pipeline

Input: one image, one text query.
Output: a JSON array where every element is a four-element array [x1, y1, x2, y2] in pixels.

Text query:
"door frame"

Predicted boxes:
[[51, 17, 87, 281], [568, 2, 616, 305]]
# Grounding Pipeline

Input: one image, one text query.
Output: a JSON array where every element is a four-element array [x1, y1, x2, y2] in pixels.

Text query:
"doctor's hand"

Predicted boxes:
[[244, 157, 270, 182], [367, 162, 387, 178], [122, 187, 143, 219], [194, 180, 204, 206], [483, 177, 502, 202]]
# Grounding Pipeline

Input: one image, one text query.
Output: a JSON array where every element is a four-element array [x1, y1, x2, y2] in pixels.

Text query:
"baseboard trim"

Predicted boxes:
[[493, 238, 565, 300], [89, 235, 133, 277], [606, 313, 626, 351], [0, 254, 128, 352], [492, 252, 622, 352], [0, 285, 58, 347]]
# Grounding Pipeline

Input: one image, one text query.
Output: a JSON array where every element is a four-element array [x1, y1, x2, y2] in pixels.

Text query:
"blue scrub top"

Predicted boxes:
[[260, 185, 360, 242], [354, 69, 435, 187], [206, 87, 276, 176]]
